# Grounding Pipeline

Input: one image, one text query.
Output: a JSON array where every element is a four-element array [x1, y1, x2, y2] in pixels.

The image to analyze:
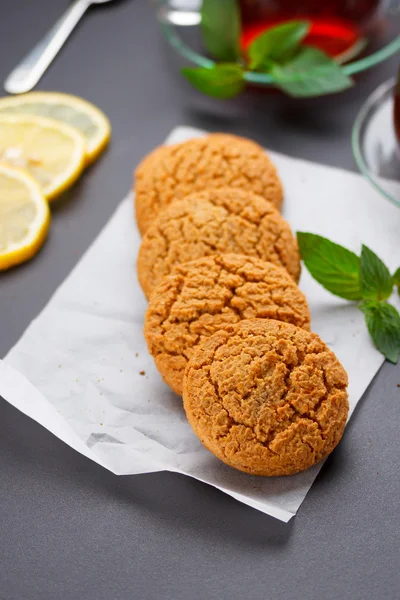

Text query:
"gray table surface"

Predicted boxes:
[[1, 2, 399, 599]]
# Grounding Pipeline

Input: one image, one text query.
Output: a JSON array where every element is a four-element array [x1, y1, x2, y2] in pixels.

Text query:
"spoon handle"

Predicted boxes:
[[4, 0, 90, 94]]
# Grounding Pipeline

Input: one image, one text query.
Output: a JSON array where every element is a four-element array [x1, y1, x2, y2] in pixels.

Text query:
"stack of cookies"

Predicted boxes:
[[134, 133, 349, 477]]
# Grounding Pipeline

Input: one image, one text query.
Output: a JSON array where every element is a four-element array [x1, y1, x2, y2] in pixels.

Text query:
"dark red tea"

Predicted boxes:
[[239, 0, 385, 59]]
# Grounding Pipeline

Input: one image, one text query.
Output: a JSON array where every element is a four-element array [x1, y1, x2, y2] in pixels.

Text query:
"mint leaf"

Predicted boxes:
[[182, 64, 245, 99], [201, 0, 241, 61], [249, 20, 310, 70], [393, 267, 400, 294], [360, 245, 393, 301], [270, 47, 353, 97], [359, 301, 400, 364], [297, 232, 362, 301]]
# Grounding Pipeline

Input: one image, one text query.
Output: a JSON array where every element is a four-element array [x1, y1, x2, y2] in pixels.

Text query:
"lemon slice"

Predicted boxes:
[[0, 92, 111, 163], [0, 164, 50, 271], [0, 114, 86, 201]]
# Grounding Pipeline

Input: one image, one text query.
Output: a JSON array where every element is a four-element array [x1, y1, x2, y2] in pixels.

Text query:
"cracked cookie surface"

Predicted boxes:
[[138, 188, 299, 299], [134, 134, 283, 234], [183, 318, 349, 476], [144, 254, 310, 395]]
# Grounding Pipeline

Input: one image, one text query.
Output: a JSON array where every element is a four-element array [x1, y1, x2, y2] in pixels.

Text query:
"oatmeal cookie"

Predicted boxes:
[[183, 318, 349, 476], [144, 254, 310, 395], [137, 188, 299, 299], [134, 133, 283, 234]]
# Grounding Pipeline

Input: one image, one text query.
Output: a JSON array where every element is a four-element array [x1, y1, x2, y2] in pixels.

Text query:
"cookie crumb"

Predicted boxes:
[[139, 370, 145, 376], [135, 352, 139, 357], [397, 384, 400, 388]]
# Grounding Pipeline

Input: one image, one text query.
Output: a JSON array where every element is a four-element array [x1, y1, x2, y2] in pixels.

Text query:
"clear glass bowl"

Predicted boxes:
[[352, 77, 400, 209], [155, 1, 400, 86]]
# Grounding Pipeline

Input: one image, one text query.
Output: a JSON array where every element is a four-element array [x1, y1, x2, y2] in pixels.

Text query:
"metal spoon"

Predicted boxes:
[[4, 0, 114, 95]]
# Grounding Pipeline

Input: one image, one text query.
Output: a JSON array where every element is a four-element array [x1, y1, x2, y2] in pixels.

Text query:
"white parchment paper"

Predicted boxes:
[[1, 126, 400, 522]]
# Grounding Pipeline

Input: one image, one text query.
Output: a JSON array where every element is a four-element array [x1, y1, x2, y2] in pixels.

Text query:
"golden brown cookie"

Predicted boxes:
[[137, 188, 300, 299], [134, 134, 283, 234], [183, 319, 349, 477], [144, 254, 310, 395]]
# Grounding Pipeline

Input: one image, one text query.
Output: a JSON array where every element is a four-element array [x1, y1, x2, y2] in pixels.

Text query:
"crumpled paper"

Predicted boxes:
[[1, 126, 399, 522]]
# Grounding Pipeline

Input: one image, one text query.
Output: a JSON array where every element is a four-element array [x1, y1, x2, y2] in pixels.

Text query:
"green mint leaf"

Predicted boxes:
[[248, 20, 310, 70], [201, 0, 241, 61], [359, 301, 400, 364], [393, 267, 400, 294], [360, 245, 393, 301], [297, 232, 362, 301], [182, 64, 245, 99], [270, 47, 353, 97]]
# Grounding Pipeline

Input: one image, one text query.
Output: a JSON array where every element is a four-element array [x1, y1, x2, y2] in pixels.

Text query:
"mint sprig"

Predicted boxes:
[[297, 232, 400, 364], [248, 20, 310, 69], [182, 64, 245, 99], [296, 232, 362, 301], [359, 301, 400, 364], [360, 245, 393, 301], [182, 3, 354, 99], [269, 47, 352, 97], [200, 0, 241, 62], [393, 267, 400, 295]]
